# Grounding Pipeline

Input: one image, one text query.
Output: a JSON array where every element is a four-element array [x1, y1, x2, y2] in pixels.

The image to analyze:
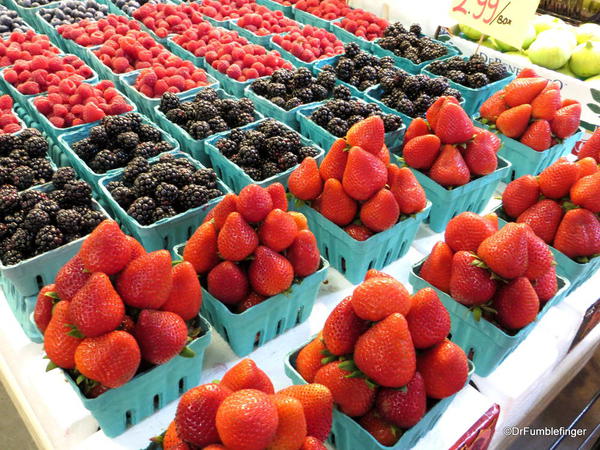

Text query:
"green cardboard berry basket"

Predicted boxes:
[[98, 151, 231, 252], [293, 8, 337, 31], [330, 19, 374, 51], [63, 315, 212, 437], [285, 342, 475, 449], [174, 243, 329, 356], [269, 38, 342, 69], [256, 0, 295, 18], [204, 118, 325, 192], [290, 201, 431, 285], [312, 55, 370, 101], [409, 260, 569, 377], [371, 39, 460, 75]]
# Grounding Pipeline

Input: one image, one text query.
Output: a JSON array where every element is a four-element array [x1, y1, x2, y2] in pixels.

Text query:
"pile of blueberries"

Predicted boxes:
[[113, 0, 155, 16], [0, 6, 30, 36], [40, 0, 108, 27]]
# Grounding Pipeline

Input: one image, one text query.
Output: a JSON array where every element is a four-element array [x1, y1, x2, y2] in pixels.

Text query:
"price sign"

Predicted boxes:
[[450, 0, 540, 49]]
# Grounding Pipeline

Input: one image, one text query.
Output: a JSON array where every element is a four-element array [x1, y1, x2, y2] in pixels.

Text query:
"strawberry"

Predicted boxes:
[[300, 436, 328, 449], [54, 254, 91, 301], [79, 219, 131, 275], [34, 284, 56, 333], [351, 276, 411, 321], [237, 184, 273, 223], [445, 212, 496, 253], [266, 182, 288, 211], [218, 211, 259, 261], [289, 211, 308, 231], [161, 261, 201, 320], [402, 134, 441, 170], [449, 251, 497, 306], [163, 420, 190, 450], [551, 104, 581, 139], [375, 143, 390, 165], [576, 157, 599, 178], [376, 372, 426, 428], [277, 384, 333, 442], [479, 90, 507, 122], [358, 410, 398, 447], [426, 96, 460, 132], [502, 175, 540, 218], [434, 102, 474, 144], [407, 288, 450, 349], [463, 132, 498, 175], [211, 193, 238, 229], [474, 128, 502, 152], [319, 178, 357, 227], [346, 115, 385, 155], [289, 157, 324, 201], [420, 241, 454, 293], [520, 120, 552, 151], [531, 88, 561, 120], [134, 310, 187, 365], [259, 209, 298, 252], [554, 208, 600, 259], [354, 313, 416, 388], [75, 330, 141, 388], [477, 223, 529, 279], [296, 335, 326, 383], [207, 261, 249, 304], [126, 235, 146, 259], [117, 250, 173, 309], [236, 291, 266, 313], [68, 272, 125, 337], [249, 245, 294, 296], [344, 224, 373, 241], [578, 128, 600, 162], [44, 301, 82, 369], [404, 117, 430, 142], [517, 199, 563, 244], [314, 361, 376, 417], [532, 266, 558, 303], [417, 339, 468, 399], [503, 77, 548, 107], [360, 188, 399, 232], [496, 104, 532, 138], [538, 158, 579, 199], [484, 212, 499, 229], [517, 68, 539, 78], [364, 269, 395, 281], [319, 138, 347, 181], [493, 277, 540, 330], [269, 394, 308, 450], [287, 229, 320, 277], [429, 144, 470, 187], [525, 231, 554, 280], [570, 172, 600, 213], [322, 296, 369, 355], [387, 163, 401, 186], [390, 167, 427, 214], [183, 221, 220, 274], [221, 359, 275, 394], [342, 147, 387, 201], [175, 383, 231, 447]]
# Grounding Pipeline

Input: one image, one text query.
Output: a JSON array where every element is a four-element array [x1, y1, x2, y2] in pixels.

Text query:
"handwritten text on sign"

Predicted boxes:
[[450, 0, 540, 49]]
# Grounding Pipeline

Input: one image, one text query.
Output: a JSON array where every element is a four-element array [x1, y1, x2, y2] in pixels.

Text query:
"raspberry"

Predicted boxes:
[[83, 103, 106, 123]]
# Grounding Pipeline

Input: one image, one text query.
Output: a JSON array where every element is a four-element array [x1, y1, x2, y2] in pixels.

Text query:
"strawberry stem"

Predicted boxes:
[[179, 346, 196, 358]]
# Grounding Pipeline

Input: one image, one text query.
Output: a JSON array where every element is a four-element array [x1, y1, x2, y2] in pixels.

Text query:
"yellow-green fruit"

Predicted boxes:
[[532, 15, 565, 34], [527, 30, 574, 69], [481, 38, 497, 50], [576, 23, 600, 44], [459, 24, 483, 41], [522, 25, 537, 49], [570, 41, 600, 78], [556, 64, 578, 78]]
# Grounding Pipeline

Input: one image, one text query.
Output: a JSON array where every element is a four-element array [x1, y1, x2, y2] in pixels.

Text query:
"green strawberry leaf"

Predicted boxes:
[[480, 305, 498, 314], [171, 259, 183, 266], [364, 378, 378, 390], [321, 348, 333, 357], [45, 291, 61, 299], [212, 379, 220, 384], [67, 325, 84, 339], [320, 355, 337, 365], [45, 361, 58, 372], [179, 346, 196, 358], [150, 434, 165, 444], [338, 360, 357, 372], [472, 306, 482, 322], [76, 374, 85, 385]]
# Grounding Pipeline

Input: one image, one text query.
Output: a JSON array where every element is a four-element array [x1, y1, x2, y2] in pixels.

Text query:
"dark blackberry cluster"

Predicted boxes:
[[0, 168, 105, 265], [71, 113, 172, 174], [250, 67, 334, 110], [427, 55, 510, 88], [309, 99, 403, 137], [108, 153, 222, 225], [159, 88, 257, 140], [215, 119, 320, 181], [378, 22, 448, 64], [0, 129, 55, 191]]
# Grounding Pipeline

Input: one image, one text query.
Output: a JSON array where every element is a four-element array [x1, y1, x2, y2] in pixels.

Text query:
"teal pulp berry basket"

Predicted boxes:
[[293, 8, 337, 31], [256, 0, 295, 18], [174, 243, 329, 356], [296, 100, 406, 154], [409, 260, 569, 377], [204, 118, 325, 192], [330, 19, 374, 51], [98, 151, 231, 252], [312, 55, 370, 101], [291, 201, 431, 285], [371, 39, 460, 75], [5, 293, 42, 343], [269, 38, 341, 69], [64, 315, 212, 437], [285, 342, 474, 449]]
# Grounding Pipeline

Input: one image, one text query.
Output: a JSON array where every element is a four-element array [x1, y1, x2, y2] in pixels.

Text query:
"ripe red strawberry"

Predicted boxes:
[[207, 261, 249, 304], [449, 251, 497, 306], [493, 277, 540, 330], [358, 410, 398, 447], [259, 209, 298, 252], [75, 330, 141, 388], [434, 102, 474, 144], [342, 147, 387, 201], [221, 358, 274, 394], [496, 104, 532, 138], [218, 211, 259, 261], [287, 229, 320, 277], [249, 245, 294, 296], [68, 272, 125, 337], [161, 261, 201, 320], [376, 371, 426, 428], [525, 231, 554, 280], [404, 117, 430, 142], [54, 254, 91, 301], [463, 133, 498, 175], [319, 138, 347, 181], [211, 193, 238, 229], [322, 296, 369, 355], [236, 291, 266, 313], [320, 178, 357, 227], [126, 235, 146, 259], [570, 172, 600, 213], [402, 134, 441, 170], [289, 211, 308, 231], [344, 224, 373, 241], [300, 436, 328, 449], [183, 220, 220, 274], [346, 115, 385, 155], [445, 212, 496, 253], [162, 420, 189, 450], [390, 167, 427, 214], [474, 128, 502, 152], [266, 182, 288, 211], [484, 212, 499, 229], [477, 223, 529, 279], [354, 313, 416, 388], [502, 175, 540, 218], [364, 269, 395, 281], [34, 284, 56, 333], [532, 266, 558, 303], [517, 199, 563, 244], [479, 90, 507, 122], [351, 276, 411, 321], [79, 219, 131, 275], [296, 335, 326, 383], [429, 144, 470, 187], [117, 250, 173, 309], [269, 394, 307, 450], [360, 188, 399, 232], [134, 310, 187, 365], [520, 120, 552, 151], [551, 104, 581, 139], [375, 142, 390, 165], [517, 68, 539, 78], [407, 288, 450, 349], [278, 384, 333, 442], [531, 88, 561, 120], [538, 158, 580, 199], [576, 157, 599, 178], [554, 208, 600, 258], [503, 77, 548, 107], [420, 241, 453, 293], [417, 339, 468, 399], [578, 128, 600, 162], [426, 96, 460, 132], [289, 157, 324, 201], [237, 184, 273, 223], [44, 301, 82, 369]]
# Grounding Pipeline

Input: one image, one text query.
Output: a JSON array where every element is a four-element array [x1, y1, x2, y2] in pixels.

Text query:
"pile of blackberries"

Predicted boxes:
[[427, 55, 510, 88], [0, 129, 55, 191], [320, 42, 399, 92], [107, 153, 223, 225], [250, 67, 334, 110], [71, 113, 173, 174], [377, 22, 448, 65], [215, 119, 321, 181], [159, 89, 257, 140], [379, 72, 462, 118], [0, 6, 30, 37], [40, 0, 108, 27], [0, 167, 105, 265], [114, 0, 154, 16]]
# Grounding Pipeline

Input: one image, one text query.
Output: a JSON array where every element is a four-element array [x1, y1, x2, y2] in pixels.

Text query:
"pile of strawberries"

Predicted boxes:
[[132, 3, 207, 38], [294, 0, 352, 20], [577, 127, 600, 163], [0, 30, 60, 67], [3, 54, 94, 95], [335, 9, 389, 41], [183, 183, 321, 312], [173, 23, 249, 58], [133, 63, 210, 98], [480, 68, 581, 151], [0, 95, 22, 134], [289, 116, 427, 241], [501, 157, 600, 262], [295, 271, 468, 446], [195, 0, 262, 22], [402, 96, 502, 188], [57, 15, 141, 48], [236, 8, 300, 36], [35, 220, 203, 395], [160, 358, 332, 449], [33, 79, 133, 128], [272, 25, 345, 63], [420, 212, 559, 331]]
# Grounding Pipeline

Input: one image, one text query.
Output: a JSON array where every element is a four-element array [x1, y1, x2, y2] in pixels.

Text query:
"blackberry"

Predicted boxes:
[[347, 115, 364, 126], [132, 142, 159, 159], [321, 64, 336, 73], [113, 150, 130, 167], [228, 128, 246, 143], [137, 124, 162, 143], [134, 173, 159, 196], [187, 121, 211, 140], [4, 211, 24, 233], [0, 166, 11, 184], [285, 97, 302, 110], [298, 146, 319, 160], [123, 157, 149, 184], [328, 99, 353, 118], [192, 168, 217, 188], [128, 196, 156, 225], [194, 88, 218, 103], [207, 117, 228, 133], [428, 60, 447, 75], [216, 138, 238, 157], [0, 134, 19, 155], [426, 77, 449, 96], [233, 112, 256, 127], [23, 208, 50, 232], [414, 94, 434, 114], [244, 130, 267, 148], [153, 206, 177, 222], [446, 70, 467, 85], [487, 62, 508, 82], [237, 146, 261, 167], [270, 97, 286, 108], [294, 88, 314, 103], [111, 185, 134, 208], [18, 128, 42, 141], [242, 166, 263, 181], [194, 100, 219, 121], [24, 136, 49, 158], [382, 114, 403, 132], [363, 102, 382, 116], [272, 68, 294, 85], [251, 78, 270, 96], [28, 158, 54, 183], [0, 157, 16, 170], [380, 56, 395, 68], [91, 149, 119, 173], [293, 68, 313, 88], [381, 74, 401, 93], [409, 23, 422, 35], [258, 120, 287, 138], [444, 88, 462, 100], [9, 149, 30, 163], [467, 73, 489, 88], [396, 97, 415, 117], [124, 113, 142, 131], [8, 228, 32, 252], [37, 199, 60, 217], [102, 115, 131, 136], [238, 98, 255, 115], [17, 190, 46, 212], [89, 125, 109, 145], [257, 162, 277, 180], [1, 249, 23, 265], [63, 181, 92, 206], [0, 223, 8, 239], [266, 136, 292, 160], [11, 166, 35, 190], [353, 52, 372, 69], [359, 79, 378, 91], [215, 98, 237, 114], [420, 42, 447, 61], [56, 209, 82, 234], [80, 210, 105, 231], [359, 66, 378, 82], [117, 131, 140, 150], [154, 141, 173, 154], [344, 42, 361, 58], [336, 58, 354, 81], [268, 82, 287, 98], [404, 49, 421, 64], [284, 132, 302, 152], [48, 190, 70, 208], [277, 152, 297, 171], [317, 70, 336, 90], [403, 76, 424, 100], [180, 185, 209, 210], [311, 85, 329, 101], [72, 138, 96, 161], [166, 108, 188, 125], [35, 225, 63, 253], [159, 92, 181, 112], [465, 54, 487, 74], [327, 118, 349, 137], [445, 56, 466, 72], [156, 182, 180, 206]]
